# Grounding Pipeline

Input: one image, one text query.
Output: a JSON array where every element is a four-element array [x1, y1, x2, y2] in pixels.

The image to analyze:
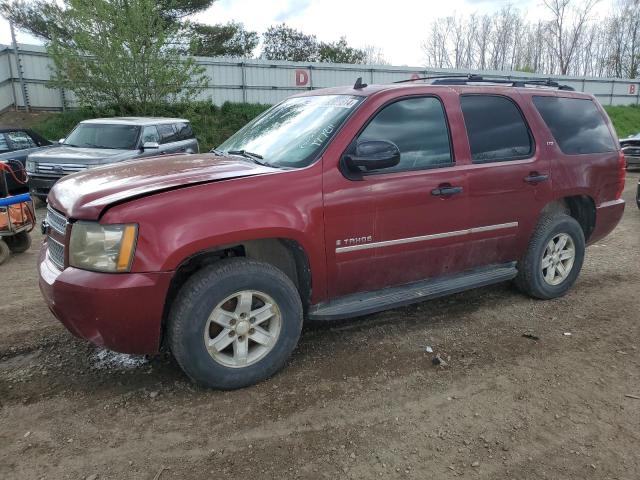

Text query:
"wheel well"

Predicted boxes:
[[542, 195, 596, 241], [160, 238, 312, 346]]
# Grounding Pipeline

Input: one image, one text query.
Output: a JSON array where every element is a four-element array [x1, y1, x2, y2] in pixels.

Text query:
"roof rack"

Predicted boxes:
[[394, 74, 575, 91]]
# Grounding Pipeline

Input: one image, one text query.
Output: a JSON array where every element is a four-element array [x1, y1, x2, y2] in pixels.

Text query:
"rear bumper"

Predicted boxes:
[[29, 175, 61, 199], [588, 198, 625, 245], [38, 244, 173, 354]]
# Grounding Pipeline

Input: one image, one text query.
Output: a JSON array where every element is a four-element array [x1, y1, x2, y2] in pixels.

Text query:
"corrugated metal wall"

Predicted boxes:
[[1, 43, 639, 112]]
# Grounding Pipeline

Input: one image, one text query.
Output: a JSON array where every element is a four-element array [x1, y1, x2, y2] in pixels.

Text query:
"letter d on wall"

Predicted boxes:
[[295, 69, 309, 86]]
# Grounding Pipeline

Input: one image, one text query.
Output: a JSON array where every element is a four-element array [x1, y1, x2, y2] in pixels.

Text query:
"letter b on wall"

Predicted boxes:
[[295, 69, 310, 86]]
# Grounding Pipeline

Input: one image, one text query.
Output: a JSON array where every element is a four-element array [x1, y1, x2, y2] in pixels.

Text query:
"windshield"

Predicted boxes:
[[65, 124, 141, 149], [217, 95, 363, 168]]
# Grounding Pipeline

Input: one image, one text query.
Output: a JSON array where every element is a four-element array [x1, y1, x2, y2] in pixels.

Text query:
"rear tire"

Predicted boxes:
[[515, 214, 585, 300], [168, 258, 303, 389], [5, 231, 31, 253]]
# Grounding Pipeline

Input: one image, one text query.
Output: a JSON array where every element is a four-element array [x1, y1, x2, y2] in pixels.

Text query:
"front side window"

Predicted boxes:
[[532, 96, 616, 155], [217, 95, 364, 169], [461, 95, 533, 163], [65, 124, 140, 150], [354, 96, 452, 174]]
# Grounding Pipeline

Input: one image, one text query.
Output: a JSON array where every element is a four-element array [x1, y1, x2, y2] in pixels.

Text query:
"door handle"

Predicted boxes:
[[524, 173, 549, 184], [431, 185, 463, 196]]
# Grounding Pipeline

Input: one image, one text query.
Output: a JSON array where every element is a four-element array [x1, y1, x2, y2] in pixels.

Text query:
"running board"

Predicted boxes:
[[308, 263, 517, 321]]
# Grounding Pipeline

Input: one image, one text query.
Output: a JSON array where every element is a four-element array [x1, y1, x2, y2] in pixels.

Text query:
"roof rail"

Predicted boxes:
[[395, 74, 575, 91]]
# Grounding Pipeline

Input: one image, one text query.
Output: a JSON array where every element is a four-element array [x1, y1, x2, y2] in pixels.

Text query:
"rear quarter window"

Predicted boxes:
[[532, 96, 616, 155]]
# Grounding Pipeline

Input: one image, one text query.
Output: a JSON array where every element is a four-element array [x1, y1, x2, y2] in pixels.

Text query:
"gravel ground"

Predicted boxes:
[[1, 173, 639, 480]]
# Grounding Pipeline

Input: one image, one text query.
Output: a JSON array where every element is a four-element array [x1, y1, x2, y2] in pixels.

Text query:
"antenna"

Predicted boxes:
[[353, 77, 368, 89]]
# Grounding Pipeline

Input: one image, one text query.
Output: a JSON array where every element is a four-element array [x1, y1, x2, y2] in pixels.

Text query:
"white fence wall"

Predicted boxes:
[[1, 43, 640, 112]]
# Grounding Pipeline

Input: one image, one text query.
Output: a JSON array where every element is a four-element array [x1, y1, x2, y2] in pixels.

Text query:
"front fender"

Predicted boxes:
[[101, 164, 328, 302]]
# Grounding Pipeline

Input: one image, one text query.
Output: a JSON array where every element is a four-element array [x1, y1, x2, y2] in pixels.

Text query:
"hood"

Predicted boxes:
[[0, 145, 43, 162], [28, 145, 133, 165], [48, 153, 279, 219]]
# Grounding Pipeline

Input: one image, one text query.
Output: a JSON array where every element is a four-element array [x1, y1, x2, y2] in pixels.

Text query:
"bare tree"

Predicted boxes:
[[361, 45, 389, 65], [420, 0, 640, 79], [543, 0, 600, 74]]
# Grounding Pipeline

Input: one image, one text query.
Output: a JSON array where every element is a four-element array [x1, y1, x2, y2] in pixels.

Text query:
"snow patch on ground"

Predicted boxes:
[[91, 349, 148, 370]]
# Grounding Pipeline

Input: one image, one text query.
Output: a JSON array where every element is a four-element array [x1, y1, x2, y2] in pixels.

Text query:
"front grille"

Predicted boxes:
[[47, 236, 65, 270], [46, 206, 67, 235], [36, 163, 88, 175], [623, 146, 640, 156]]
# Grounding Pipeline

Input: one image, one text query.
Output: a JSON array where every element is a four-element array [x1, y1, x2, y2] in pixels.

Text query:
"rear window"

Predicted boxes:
[[460, 95, 533, 163], [532, 96, 616, 155]]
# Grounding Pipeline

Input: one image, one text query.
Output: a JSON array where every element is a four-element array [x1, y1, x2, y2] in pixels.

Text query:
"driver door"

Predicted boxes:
[[323, 94, 470, 298]]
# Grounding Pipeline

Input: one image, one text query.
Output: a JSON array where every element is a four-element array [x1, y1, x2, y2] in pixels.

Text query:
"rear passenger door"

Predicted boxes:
[[460, 94, 552, 266]]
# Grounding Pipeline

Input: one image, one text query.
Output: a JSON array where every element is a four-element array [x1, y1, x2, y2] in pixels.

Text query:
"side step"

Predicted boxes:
[[308, 263, 517, 321]]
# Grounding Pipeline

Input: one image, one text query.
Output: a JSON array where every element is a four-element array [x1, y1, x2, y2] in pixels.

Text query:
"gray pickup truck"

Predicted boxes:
[[27, 117, 198, 200]]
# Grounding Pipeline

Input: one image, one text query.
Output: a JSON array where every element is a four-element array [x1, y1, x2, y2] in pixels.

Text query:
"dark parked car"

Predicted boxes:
[[27, 117, 199, 200], [620, 132, 640, 169], [39, 78, 625, 389], [0, 128, 52, 194]]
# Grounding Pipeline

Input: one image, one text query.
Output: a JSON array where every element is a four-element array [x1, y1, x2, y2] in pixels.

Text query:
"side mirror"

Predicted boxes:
[[344, 140, 401, 172], [143, 141, 160, 150], [58, 138, 65, 144]]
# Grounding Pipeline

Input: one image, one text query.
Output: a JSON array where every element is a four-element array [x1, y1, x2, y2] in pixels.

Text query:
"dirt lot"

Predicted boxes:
[[1, 174, 639, 480]]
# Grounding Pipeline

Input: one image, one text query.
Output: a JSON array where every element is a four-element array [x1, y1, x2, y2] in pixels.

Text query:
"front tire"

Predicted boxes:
[[168, 258, 303, 389], [5, 231, 32, 253], [515, 214, 585, 300], [0, 240, 10, 265]]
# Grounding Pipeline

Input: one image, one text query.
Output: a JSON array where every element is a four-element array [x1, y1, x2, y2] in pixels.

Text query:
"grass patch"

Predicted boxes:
[[30, 102, 271, 152], [604, 104, 640, 138]]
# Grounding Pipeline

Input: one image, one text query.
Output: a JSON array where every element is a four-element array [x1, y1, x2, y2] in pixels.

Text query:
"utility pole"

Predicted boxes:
[[9, 20, 30, 112]]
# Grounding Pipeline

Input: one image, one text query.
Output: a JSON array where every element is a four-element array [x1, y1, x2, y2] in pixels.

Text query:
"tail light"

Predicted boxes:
[[616, 150, 626, 199]]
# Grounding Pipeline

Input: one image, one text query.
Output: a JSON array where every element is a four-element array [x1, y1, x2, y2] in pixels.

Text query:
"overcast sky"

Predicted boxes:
[[0, 0, 616, 66]]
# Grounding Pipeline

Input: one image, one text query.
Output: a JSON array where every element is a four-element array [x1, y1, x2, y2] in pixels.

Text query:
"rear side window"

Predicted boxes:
[[156, 124, 176, 144], [141, 125, 160, 144], [6, 131, 37, 150], [460, 95, 533, 163], [174, 122, 194, 141], [356, 96, 452, 173], [532, 96, 616, 155]]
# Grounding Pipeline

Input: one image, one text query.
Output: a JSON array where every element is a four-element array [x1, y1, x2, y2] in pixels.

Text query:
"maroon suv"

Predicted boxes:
[[39, 78, 626, 389]]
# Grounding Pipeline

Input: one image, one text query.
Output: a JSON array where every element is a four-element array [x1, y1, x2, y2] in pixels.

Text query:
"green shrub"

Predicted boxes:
[[30, 102, 640, 151], [31, 102, 271, 152]]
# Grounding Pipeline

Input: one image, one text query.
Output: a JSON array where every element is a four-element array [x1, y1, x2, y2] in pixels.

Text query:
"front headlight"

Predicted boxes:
[[26, 160, 35, 173], [69, 222, 138, 273]]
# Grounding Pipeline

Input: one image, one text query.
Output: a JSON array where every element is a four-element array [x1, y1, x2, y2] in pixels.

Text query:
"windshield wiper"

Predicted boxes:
[[226, 149, 271, 167]]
